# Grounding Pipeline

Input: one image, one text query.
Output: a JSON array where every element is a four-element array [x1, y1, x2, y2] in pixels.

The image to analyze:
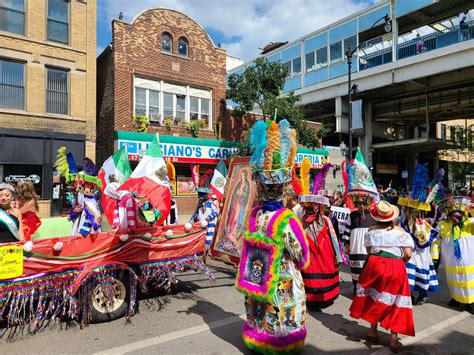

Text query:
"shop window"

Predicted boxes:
[[190, 96, 210, 123], [0, 59, 24, 110], [162, 32, 172, 53], [330, 41, 342, 63], [175, 164, 214, 196], [0, 0, 25, 35], [46, 67, 68, 115], [175, 94, 186, 122], [134, 87, 160, 122], [190, 96, 199, 120], [47, 0, 69, 44], [178, 37, 188, 57], [305, 52, 315, 72], [3, 164, 43, 197], [201, 98, 210, 121], [316, 46, 328, 67]]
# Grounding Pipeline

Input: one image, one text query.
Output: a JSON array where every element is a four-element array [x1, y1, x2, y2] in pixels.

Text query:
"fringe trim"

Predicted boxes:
[[242, 323, 306, 354]]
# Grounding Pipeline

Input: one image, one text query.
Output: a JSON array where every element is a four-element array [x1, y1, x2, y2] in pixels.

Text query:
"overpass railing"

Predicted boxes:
[[360, 20, 473, 71]]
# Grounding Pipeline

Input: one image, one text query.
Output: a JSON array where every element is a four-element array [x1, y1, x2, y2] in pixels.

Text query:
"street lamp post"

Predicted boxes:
[[345, 14, 391, 161]]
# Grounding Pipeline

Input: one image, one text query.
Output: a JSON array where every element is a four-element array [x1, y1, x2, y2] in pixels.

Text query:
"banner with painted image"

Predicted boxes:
[[210, 157, 257, 265], [330, 206, 351, 236]]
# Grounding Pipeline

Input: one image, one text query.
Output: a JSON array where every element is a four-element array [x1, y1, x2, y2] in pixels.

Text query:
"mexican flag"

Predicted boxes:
[[210, 159, 228, 200], [118, 134, 171, 224], [98, 147, 132, 224]]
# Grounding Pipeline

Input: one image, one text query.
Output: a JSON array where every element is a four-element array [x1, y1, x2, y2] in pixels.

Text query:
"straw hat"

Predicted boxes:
[[370, 201, 400, 222]]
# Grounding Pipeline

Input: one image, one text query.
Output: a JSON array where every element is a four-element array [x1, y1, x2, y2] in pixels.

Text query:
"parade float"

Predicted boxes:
[[0, 137, 213, 331]]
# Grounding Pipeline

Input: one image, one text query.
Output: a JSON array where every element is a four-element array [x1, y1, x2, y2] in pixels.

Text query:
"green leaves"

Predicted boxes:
[[227, 57, 327, 150]]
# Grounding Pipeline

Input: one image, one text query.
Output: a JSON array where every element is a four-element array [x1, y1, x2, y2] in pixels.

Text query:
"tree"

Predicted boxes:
[[227, 57, 327, 151]]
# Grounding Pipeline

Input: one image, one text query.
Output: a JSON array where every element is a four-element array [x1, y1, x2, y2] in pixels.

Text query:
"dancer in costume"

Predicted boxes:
[[55, 148, 102, 237], [435, 197, 474, 314], [399, 164, 441, 305], [14, 180, 42, 240], [350, 201, 415, 352], [236, 119, 310, 354], [294, 160, 342, 309], [189, 165, 218, 250], [103, 174, 139, 231], [342, 157, 379, 292]]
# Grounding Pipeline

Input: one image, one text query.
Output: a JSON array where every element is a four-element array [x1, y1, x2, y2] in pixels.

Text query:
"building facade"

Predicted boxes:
[[0, 0, 97, 217], [96, 7, 229, 215]]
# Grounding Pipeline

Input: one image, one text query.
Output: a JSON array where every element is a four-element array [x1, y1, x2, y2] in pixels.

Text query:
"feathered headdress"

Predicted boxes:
[[426, 168, 445, 204], [191, 164, 213, 195], [296, 158, 330, 206], [250, 119, 296, 185], [399, 163, 431, 211], [54, 147, 101, 188], [346, 149, 378, 203]]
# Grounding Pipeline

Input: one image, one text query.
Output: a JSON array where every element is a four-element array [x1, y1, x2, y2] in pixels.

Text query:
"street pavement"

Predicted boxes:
[[1, 262, 473, 354]]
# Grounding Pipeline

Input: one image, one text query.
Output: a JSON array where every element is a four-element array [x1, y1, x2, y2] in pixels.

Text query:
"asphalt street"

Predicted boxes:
[[1, 261, 473, 354]]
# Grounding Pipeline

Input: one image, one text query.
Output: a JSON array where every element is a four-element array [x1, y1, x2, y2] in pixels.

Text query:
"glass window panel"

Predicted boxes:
[[292, 57, 301, 75], [162, 33, 172, 52], [330, 41, 342, 62], [48, 0, 68, 21], [176, 94, 185, 110], [4, 0, 24, 11], [47, 20, 68, 43], [134, 87, 146, 116], [344, 35, 357, 55], [201, 98, 210, 114], [282, 61, 291, 76], [305, 52, 315, 72], [316, 47, 328, 66], [148, 90, 160, 122], [0, 59, 24, 109], [178, 38, 188, 57], [46, 67, 68, 114], [0, 7, 25, 35], [190, 96, 199, 115], [149, 89, 160, 107], [163, 93, 173, 118]]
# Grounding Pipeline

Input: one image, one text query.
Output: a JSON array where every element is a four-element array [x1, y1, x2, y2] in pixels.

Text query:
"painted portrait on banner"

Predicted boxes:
[[210, 157, 257, 265]]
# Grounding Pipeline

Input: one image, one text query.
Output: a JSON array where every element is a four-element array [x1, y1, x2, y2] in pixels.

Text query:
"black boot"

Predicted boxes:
[[465, 303, 474, 314], [448, 299, 461, 308]]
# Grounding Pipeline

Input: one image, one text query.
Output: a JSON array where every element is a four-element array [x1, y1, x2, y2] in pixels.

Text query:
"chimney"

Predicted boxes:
[[119, 12, 124, 21], [217, 42, 222, 48]]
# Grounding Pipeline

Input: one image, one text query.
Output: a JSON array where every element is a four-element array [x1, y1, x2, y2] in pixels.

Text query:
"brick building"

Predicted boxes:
[[0, 0, 96, 217], [96, 7, 228, 215]]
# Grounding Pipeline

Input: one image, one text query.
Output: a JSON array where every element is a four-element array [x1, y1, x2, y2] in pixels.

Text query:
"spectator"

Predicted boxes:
[[460, 15, 470, 41], [0, 183, 24, 243], [15, 180, 42, 241], [333, 191, 346, 207], [415, 33, 425, 54]]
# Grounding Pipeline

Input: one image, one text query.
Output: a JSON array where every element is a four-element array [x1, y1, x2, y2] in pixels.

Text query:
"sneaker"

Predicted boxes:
[[465, 304, 474, 314], [416, 294, 429, 305]]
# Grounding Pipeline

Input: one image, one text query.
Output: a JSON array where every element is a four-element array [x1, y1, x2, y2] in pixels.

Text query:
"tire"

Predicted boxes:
[[88, 272, 130, 324]]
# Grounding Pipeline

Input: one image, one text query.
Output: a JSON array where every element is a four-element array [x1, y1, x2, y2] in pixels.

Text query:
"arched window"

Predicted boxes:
[[161, 32, 172, 53], [178, 37, 188, 57]]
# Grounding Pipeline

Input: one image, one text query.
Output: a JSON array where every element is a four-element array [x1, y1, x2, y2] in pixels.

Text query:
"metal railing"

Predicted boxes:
[[360, 20, 473, 70]]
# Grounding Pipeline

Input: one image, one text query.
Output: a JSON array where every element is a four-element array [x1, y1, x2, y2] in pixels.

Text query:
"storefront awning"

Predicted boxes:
[[372, 138, 455, 153], [114, 131, 329, 167]]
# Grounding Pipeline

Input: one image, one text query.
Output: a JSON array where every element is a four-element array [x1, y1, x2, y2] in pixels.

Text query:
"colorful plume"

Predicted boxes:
[[410, 163, 429, 202], [279, 119, 291, 165], [166, 161, 176, 181], [312, 163, 333, 194], [191, 164, 200, 188], [82, 158, 97, 177], [291, 166, 303, 195], [300, 158, 311, 195], [200, 169, 214, 187], [54, 147, 70, 181], [250, 120, 267, 165], [263, 121, 281, 170], [287, 129, 297, 168]]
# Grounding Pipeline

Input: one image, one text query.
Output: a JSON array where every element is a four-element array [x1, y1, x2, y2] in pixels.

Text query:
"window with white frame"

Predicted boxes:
[[0, 59, 25, 110], [133, 77, 211, 126], [330, 41, 342, 63], [306, 46, 328, 72], [283, 57, 302, 77], [316, 46, 328, 67], [0, 0, 25, 35], [133, 87, 160, 122], [190, 96, 210, 121]]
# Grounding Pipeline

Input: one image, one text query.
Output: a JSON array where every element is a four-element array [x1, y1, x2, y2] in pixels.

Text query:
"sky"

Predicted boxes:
[[97, 0, 377, 61]]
